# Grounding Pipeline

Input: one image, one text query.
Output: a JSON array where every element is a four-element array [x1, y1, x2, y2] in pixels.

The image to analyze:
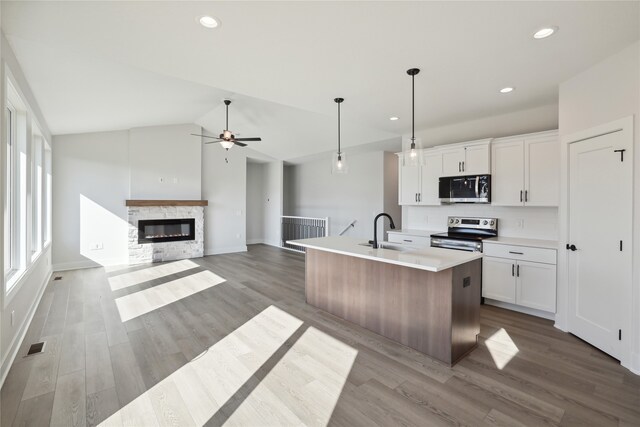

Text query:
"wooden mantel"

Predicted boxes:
[[125, 200, 208, 207]]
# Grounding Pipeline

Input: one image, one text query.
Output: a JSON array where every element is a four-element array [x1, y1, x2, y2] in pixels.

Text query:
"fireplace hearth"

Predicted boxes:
[[138, 218, 196, 244]]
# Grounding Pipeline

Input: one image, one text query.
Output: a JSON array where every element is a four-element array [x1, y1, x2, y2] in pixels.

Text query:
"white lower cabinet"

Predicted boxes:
[[482, 243, 557, 314]]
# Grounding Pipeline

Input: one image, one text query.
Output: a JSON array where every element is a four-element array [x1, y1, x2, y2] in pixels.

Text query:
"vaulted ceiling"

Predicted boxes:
[[2, 1, 638, 161]]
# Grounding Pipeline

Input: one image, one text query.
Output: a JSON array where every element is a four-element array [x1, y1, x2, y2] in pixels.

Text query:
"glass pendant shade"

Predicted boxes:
[[332, 151, 348, 174], [402, 137, 423, 166]]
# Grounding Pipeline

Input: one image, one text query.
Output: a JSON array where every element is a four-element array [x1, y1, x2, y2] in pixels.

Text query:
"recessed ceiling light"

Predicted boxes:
[[500, 87, 514, 94], [533, 27, 557, 39], [389, 116, 399, 121], [199, 16, 219, 29]]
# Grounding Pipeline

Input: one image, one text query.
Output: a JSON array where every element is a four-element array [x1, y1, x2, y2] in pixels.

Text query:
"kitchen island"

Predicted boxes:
[[289, 236, 482, 365]]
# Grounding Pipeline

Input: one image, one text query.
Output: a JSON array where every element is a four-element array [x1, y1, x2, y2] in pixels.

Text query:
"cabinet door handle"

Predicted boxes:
[[462, 161, 465, 172], [403, 239, 413, 242], [508, 251, 524, 255], [520, 190, 523, 202], [418, 193, 421, 202], [512, 264, 515, 277], [517, 265, 520, 277], [415, 193, 417, 202], [458, 162, 461, 172], [525, 190, 528, 202]]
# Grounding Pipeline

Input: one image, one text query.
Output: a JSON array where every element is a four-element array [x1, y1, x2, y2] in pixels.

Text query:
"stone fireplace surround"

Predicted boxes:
[[126, 200, 207, 265]]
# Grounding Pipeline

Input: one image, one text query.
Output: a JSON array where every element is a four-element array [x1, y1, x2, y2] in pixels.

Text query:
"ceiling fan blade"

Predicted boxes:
[[234, 137, 261, 142], [204, 140, 223, 144], [233, 141, 247, 147], [191, 133, 220, 139]]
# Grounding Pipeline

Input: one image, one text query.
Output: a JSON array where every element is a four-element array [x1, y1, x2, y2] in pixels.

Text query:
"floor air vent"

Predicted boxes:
[[54, 276, 62, 281], [27, 342, 46, 356]]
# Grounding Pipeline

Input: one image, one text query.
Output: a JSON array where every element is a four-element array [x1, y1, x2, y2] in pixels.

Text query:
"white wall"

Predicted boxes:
[[1, 33, 54, 384], [285, 151, 398, 240], [558, 41, 640, 374], [129, 124, 201, 199], [263, 161, 283, 247], [201, 145, 248, 254], [52, 130, 130, 270]]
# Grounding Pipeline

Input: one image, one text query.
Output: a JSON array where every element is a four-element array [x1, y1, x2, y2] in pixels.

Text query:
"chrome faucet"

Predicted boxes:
[[373, 213, 396, 249]]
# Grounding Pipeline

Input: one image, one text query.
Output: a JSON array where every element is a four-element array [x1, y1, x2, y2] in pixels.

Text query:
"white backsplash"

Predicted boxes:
[[403, 205, 558, 241]]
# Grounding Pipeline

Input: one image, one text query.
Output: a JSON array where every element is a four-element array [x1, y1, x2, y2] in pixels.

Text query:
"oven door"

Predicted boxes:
[[431, 237, 482, 252], [439, 175, 490, 203]]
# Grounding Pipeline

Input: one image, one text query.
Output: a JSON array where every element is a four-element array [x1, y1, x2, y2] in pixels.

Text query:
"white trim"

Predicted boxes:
[[558, 115, 635, 370], [483, 299, 556, 320], [204, 245, 248, 256], [246, 238, 264, 245], [0, 268, 51, 388], [53, 257, 128, 272], [626, 352, 640, 375], [4, 243, 50, 307]]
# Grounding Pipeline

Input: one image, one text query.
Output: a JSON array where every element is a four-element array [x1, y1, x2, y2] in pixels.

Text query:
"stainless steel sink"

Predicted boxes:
[[358, 242, 407, 251]]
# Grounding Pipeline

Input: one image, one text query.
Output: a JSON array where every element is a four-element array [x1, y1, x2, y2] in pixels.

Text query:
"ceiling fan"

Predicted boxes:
[[191, 99, 262, 151]]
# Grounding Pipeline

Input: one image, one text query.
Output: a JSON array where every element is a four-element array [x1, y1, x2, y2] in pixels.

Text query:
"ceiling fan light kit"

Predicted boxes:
[[191, 99, 262, 163], [332, 97, 348, 174], [403, 68, 423, 167]]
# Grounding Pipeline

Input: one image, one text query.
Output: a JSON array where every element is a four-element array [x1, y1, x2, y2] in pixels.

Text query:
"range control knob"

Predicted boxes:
[[455, 219, 460, 224], [449, 218, 454, 224], [483, 220, 488, 225], [490, 220, 495, 226]]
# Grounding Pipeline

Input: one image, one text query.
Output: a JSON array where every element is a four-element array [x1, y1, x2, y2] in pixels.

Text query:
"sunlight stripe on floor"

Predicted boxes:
[[99, 305, 304, 427], [108, 259, 200, 291], [114, 269, 225, 322]]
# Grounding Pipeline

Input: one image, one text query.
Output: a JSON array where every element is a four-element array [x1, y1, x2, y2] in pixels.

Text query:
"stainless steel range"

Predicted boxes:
[[430, 216, 498, 252]]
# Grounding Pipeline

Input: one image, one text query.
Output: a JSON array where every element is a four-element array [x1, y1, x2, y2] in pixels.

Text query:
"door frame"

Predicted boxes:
[[557, 115, 635, 373]]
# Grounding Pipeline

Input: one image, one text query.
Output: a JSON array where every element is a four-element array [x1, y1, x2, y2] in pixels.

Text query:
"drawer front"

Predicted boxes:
[[387, 233, 431, 247], [483, 243, 556, 264]]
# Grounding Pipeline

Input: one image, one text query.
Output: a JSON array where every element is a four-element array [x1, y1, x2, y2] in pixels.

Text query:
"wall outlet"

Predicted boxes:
[[158, 177, 164, 183], [517, 219, 525, 229], [90, 242, 104, 250], [11, 310, 15, 326], [236, 210, 242, 216], [236, 233, 241, 239], [173, 177, 178, 184]]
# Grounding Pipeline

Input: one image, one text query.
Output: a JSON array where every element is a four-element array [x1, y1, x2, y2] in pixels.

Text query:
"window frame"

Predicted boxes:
[[4, 102, 17, 280]]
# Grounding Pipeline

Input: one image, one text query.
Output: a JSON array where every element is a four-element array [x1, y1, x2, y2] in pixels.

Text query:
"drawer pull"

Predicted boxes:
[[509, 251, 524, 255], [403, 239, 413, 242]]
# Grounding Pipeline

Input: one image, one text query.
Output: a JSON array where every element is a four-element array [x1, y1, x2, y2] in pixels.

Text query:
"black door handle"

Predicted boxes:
[[566, 244, 577, 251]]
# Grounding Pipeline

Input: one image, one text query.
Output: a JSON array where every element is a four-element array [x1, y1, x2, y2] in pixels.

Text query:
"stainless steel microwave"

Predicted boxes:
[[439, 175, 491, 203]]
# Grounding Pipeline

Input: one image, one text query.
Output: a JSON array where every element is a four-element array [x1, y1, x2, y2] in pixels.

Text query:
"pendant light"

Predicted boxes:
[[403, 68, 422, 166], [332, 97, 348, 174]]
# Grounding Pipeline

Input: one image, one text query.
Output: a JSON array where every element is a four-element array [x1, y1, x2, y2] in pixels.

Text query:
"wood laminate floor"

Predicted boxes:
[[1, 245, 639, 426]]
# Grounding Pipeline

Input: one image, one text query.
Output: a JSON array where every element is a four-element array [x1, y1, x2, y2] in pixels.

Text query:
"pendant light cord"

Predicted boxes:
[[337, 101, 341, 155], [226, 103, 229, 131], [411, 73, 415, 143]]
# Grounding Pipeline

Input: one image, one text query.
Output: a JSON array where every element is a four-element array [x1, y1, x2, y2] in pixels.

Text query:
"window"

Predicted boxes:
[[5, 81, 29, 292], [44, 142, 52, 245], [31, 127, 43, 258], [4, 104, 15, 276]]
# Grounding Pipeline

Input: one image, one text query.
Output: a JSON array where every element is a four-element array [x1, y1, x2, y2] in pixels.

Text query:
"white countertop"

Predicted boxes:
[[484, 236, 558, 250], [288, 236, 482, 272], [387, 229, 441, 237]]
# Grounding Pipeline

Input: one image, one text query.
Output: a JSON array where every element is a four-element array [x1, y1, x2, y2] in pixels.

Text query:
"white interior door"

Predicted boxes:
[[568, 130, 632, 360], [491, 140, 524, 206]]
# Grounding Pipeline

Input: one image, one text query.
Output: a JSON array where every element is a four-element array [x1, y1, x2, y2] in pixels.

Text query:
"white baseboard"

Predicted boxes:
[[484, 299, 555, 320], [53, 258, 128, 272], [0, 268, 51, 388], [623, 352, 640, 376], [246, 239, 264, 245], [204, 245, 248, 256]]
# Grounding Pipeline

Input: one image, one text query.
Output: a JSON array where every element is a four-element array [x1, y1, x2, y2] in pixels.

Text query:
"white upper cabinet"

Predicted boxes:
[[397, 150, 442, 206], [441, 147, 465, 176], [491, 130, 558, 206], [440, 140, 491, 177], [524, 133, 559, 206]]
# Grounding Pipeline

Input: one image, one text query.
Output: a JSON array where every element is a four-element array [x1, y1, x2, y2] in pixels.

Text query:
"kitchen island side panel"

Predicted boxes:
[[305, 248, 468, 364], [451, 259, 482, 363]]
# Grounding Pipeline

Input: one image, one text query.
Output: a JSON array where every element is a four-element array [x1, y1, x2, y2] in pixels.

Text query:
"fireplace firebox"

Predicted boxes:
[[138, 218, 196, 244]]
